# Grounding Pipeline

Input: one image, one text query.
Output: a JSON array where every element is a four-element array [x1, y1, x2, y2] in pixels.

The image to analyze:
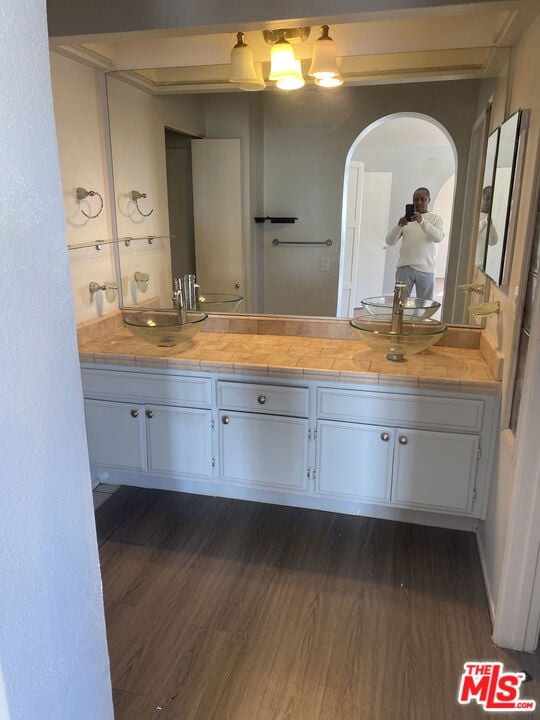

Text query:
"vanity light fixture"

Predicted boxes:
[[76, 187, 104, 219], [309, 25, 341, 81], [229, 32, 260, 85], [230, 26, 341, 92]]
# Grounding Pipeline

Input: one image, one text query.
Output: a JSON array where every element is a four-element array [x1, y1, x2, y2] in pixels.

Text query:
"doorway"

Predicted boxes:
[[165, 128, 196, 281], [338, 114, 456, 318]]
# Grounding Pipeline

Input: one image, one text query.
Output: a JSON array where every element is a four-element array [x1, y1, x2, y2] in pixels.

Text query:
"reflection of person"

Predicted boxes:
[[476, 186, 498, 266], [385, 187, 444, 300]]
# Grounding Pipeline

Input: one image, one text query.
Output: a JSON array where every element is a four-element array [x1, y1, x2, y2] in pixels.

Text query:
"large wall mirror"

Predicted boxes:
[[474, 126, 499, 270], [106, 70, 493, 325], [484, 110, 524, 286]]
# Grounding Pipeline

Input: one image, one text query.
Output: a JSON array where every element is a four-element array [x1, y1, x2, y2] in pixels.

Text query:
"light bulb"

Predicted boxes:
[[269, 33, 297, 81], [315, 74, 343, 88], [276, 60, 305, 90]]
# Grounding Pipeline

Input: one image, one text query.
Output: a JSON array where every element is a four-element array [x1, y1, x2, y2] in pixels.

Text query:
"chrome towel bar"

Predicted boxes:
[[272, 238, 332, 247]]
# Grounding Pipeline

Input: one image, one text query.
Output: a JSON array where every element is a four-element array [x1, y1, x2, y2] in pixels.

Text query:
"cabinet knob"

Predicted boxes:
[[130, 409, 139, 418], [234, 282, 240, 289], [145, 409, 154, 419], [257, 395, 267, 405], [399, 435, 408, 445], [380, 432, 390, 442], [222, 415, 230, 425]]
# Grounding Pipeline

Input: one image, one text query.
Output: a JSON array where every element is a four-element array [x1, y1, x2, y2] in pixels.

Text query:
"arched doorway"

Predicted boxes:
[[337, 114, 457, 317]]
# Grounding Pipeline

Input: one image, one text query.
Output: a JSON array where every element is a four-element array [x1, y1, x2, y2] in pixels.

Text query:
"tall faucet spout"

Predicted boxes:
[[391, 282, 407, 334], [172, 278, 187, 324]]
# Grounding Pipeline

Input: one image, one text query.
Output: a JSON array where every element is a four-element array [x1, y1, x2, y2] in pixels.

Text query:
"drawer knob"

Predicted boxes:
[[222, 415, 230, 425], [145, 409, 154, 419], [257, 395, 267, 405], [380, 432, 390, 442], [399, 435, 408, 445], [130, 409, 139, 418]]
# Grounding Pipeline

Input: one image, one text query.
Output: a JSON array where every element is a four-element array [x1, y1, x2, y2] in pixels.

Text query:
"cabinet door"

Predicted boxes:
[[316, 420, 393, 502], [84, 399, 147, 471], [392, 428, 479, 513], [219, 411, 308, 491], [146, 405, 213, 480]]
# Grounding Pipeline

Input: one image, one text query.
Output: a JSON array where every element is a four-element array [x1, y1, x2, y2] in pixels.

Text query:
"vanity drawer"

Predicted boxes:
[[317, 387, 484, 432], [217, 381, 309, 417], [81, 368, 212, 408]]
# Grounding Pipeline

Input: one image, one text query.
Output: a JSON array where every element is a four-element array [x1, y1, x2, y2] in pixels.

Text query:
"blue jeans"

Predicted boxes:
[[395, 265, 434, 300]]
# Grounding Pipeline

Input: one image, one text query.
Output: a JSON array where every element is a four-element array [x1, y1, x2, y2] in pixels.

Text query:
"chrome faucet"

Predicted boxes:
[[182, 274, 200, 310], [391, 282, 407, 334], [172, 278, 187, 324]]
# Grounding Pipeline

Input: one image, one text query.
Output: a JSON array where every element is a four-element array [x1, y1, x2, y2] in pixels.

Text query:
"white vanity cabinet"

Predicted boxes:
[[81, 363, 499, 526], [315, 387, 491, 516], [82, 368, 214, 483], [217, 380, 310, 492]]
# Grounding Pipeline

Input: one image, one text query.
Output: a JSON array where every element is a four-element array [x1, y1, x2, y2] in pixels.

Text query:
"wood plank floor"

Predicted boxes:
[[96, 486, 539, 719]]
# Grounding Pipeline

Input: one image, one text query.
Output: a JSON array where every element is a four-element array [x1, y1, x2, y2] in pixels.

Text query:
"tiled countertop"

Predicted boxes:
[[79, 326, 501, 394]]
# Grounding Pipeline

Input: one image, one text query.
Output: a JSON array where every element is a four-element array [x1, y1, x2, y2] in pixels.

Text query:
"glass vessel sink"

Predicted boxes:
[[195, 292, 244, 313], [361, 295, 440, 319], [350, 314, 447, 361], [123, 309, 207, 347]]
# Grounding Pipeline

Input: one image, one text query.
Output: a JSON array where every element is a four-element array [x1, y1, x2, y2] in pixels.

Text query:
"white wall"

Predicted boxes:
[[50, 53, 117, 322], [478, 13, 540, 626], [0, 0, 113, 717], [51, 59, 208, 320], [107, 77, 205, 307]]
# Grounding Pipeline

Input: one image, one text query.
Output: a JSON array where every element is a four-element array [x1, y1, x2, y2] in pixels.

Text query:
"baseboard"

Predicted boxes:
[[90, 465, 481, 532]]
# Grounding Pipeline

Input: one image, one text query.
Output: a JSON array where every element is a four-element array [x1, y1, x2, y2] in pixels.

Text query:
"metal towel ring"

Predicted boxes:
[[76, 187, 104, 219], [131, 190, 154, 217]]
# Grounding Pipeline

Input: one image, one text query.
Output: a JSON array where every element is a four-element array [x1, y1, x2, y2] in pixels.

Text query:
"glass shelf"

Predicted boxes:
[[67, 235, 173, 251]]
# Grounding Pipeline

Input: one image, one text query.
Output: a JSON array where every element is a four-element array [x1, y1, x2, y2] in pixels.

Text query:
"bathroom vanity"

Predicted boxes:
[[80, 319, 500, 530]]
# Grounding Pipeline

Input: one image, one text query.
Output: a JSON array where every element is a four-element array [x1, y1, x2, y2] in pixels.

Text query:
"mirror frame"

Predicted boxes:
[[484, 109, 526, 286]]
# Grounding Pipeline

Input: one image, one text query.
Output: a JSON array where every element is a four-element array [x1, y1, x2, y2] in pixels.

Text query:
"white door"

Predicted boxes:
[[353, 172, 392, 307], [146, 405, 213, 480], [84, 399, 147, 471], [338, 161, 364, 316], [191, 139, 244, 295], [219, 411, 308, 491], [316, 420, 393, 502], [392, 428, 479, 513]]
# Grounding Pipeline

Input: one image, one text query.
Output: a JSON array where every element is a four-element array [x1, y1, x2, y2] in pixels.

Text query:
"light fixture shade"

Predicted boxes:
[[269, 37, 297, 80], [308, 25, 340, 79], [230, 32, 259, 84], [239, 62, 266, 91], [276, 60, 305, 90]]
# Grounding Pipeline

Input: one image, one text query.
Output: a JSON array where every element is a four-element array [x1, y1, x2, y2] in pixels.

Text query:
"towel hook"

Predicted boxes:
[[130, 190, 154, 217], [76, 187, 104, 219]]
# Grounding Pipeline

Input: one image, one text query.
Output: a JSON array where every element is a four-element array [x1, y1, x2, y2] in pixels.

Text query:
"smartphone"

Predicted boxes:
[[405, 203, 415, 221]]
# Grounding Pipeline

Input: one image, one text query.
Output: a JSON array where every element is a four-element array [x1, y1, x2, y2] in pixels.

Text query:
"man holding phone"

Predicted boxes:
[[385, 187, 444, 300]]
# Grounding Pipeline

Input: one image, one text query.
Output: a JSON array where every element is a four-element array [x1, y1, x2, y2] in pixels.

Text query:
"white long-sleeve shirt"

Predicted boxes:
[[385, 211, 444, 273]]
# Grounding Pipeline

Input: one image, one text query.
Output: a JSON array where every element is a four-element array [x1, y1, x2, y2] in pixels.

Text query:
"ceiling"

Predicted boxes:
[[49, 1, 540, 93]]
